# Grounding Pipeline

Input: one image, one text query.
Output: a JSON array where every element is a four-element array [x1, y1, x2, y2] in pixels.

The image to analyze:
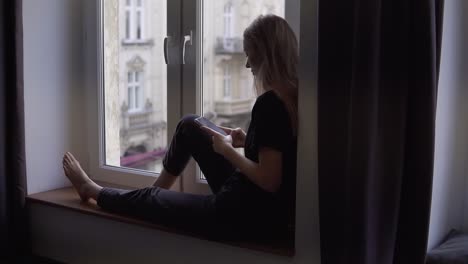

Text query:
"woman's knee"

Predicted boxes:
[[176, 114, 200, 132]]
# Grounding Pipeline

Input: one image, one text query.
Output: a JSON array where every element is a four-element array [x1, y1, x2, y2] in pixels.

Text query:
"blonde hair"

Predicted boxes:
[[243, 14, 299, 135]]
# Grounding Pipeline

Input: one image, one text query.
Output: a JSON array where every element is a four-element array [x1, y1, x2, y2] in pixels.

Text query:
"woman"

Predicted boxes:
[[63, 14, 298, 241]]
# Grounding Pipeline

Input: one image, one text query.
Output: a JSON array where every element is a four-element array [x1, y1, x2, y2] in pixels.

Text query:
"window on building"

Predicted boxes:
[[223, 63, 232, 99], [224, 2, 234, 38], [127, 71, 143, 111], [125, 0, 144, 41]]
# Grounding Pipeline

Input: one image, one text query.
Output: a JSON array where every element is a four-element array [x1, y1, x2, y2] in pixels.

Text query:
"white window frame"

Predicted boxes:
[[125, 0, 145, 42], [85, 0, 182, 188]]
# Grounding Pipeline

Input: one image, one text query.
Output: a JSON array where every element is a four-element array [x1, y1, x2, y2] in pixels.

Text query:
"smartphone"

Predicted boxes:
[[194, 117, 228, 136]]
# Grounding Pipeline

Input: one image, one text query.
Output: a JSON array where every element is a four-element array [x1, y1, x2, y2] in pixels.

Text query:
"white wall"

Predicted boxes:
[[428, 0, 468, 250], [30, 204, 294, 264], [25, 0, 321, 263], [23, 0, 88, 194]]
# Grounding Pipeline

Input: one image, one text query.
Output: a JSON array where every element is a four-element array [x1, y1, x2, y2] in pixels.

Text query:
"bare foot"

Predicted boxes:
[[62, 152, 102, 202]]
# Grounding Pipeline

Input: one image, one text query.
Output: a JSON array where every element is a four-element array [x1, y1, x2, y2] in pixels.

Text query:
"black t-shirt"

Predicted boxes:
[[216, 90, 297, 230], [244, 90, 297, 209]]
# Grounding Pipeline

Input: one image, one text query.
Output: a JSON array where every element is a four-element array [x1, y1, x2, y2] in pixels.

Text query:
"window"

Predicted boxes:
[[223, 63, 232, 99], [194, 0, 285, 192], [99, 0, 168, 179], [97, 0, 285, 190], [224, 2, 234, 38], [127, 71, 143, 111], [125, 0, 144, 41]]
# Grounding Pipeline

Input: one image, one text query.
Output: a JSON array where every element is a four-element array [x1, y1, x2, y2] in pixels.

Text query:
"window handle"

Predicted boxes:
[[182, 31, 193, 65], [164, 36, 171, 65]]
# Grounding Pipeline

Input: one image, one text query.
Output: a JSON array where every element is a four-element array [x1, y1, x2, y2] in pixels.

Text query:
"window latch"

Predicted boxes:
[[164, 36, 171, 65], [182, 31, 193, 65]]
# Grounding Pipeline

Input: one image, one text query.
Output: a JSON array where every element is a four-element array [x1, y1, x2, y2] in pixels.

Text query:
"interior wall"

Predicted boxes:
[[428, 0, 468, 250], [23, 0, 88, 194], [30, 204, 294, 264]]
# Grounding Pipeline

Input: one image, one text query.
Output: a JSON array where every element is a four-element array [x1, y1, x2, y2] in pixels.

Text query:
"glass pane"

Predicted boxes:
[[201, 0, 285, 180], [128, 87, 134, 109], [202, 0, 285, 131], [103, 0, 168, 173], [127, 71, 133, 82], [125, 10, 130, 39], [223, 63, 231, 99], [135, 86, 141, 109], [134, 71, 139, 82], [136, 11, 142, 39]]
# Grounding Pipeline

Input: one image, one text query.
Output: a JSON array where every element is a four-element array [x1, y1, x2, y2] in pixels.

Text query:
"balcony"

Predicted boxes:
[[120, 100, 166, 136], [215, 37, 244, 55], [214, 98, 254, 116]]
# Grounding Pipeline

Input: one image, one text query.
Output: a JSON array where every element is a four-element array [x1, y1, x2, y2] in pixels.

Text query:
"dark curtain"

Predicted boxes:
[[318, 0, 444, 263], [0, 0, 28, 261]]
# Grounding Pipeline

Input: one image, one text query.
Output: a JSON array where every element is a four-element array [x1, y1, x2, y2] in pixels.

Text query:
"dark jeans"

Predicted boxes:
[[97, 115, 262, 240]]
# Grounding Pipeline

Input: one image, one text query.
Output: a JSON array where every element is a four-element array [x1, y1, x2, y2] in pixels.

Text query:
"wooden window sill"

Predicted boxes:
[[27, 184, 295, 257]]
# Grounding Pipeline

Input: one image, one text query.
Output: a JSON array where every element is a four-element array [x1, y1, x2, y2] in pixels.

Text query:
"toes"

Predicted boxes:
[[65, 153, 74, 164], [65, 155, 73, 166], [63, 158, 71, 170], [69, 153, 80, 165], [63, 158, 70, 167]]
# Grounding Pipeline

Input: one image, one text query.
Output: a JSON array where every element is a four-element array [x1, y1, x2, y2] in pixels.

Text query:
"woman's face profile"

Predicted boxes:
[[245, 50, 257, 76]]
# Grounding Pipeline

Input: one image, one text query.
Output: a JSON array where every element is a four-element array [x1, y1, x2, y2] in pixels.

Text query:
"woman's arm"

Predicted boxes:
[[201, 126, 282, 193], [224, 146, 282, 193]]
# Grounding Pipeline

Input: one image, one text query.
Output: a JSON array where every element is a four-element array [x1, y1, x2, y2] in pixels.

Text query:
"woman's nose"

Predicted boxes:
[[245, 60, 250, 68]]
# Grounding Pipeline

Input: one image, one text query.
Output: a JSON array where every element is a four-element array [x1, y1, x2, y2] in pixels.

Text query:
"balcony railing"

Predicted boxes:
[[120, 100, 166, 133], [215, 37, 244, 55], [214, 98, 254, 116]]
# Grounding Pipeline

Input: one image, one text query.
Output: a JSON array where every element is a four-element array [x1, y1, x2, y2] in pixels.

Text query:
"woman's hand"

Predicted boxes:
[[202, 126, 282, 193], [201, 126, 235, 156], [219, 126, 246, 148]]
